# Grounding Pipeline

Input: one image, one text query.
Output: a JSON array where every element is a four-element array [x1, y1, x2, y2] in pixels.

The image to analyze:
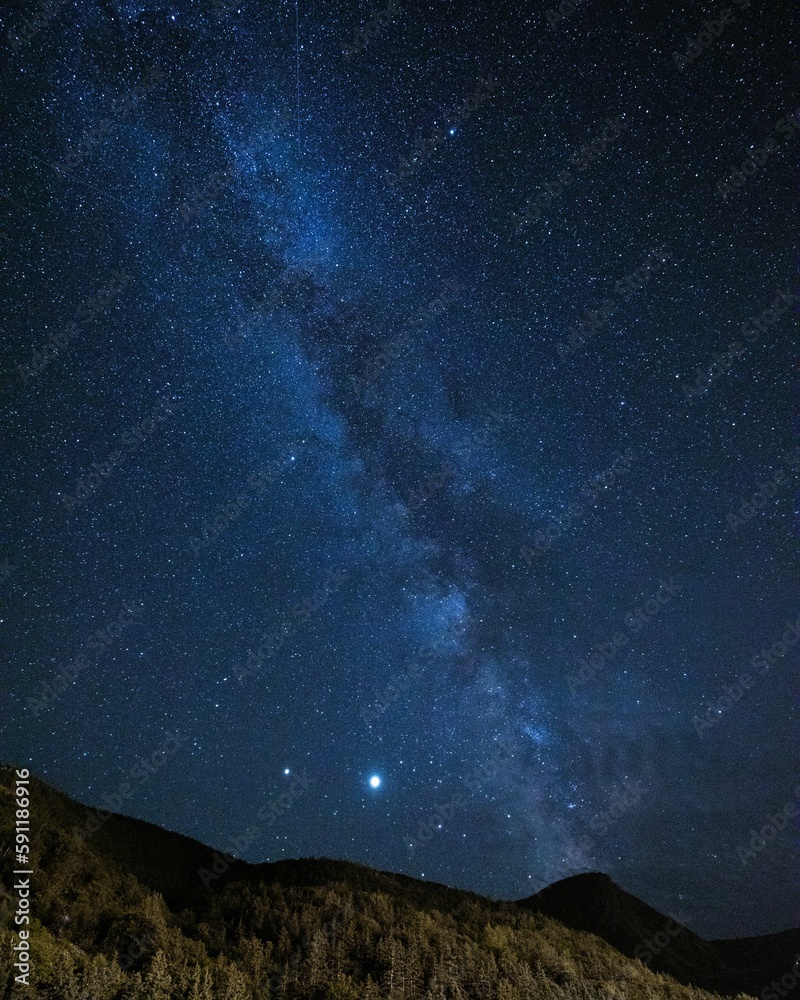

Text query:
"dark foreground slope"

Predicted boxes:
[[709, 935, 800, 1000], [0, 765, 795, 1000], [522, 873, 799, 999]]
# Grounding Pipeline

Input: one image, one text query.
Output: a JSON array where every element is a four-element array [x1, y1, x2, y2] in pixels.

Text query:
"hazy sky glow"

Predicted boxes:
[[2, 0, 796, 939]]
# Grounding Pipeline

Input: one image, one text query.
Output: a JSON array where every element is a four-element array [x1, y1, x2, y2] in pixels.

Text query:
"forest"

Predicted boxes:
[[0, 766, 765, 1000]]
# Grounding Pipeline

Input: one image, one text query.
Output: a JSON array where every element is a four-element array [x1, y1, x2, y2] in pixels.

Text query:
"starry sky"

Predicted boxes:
[[2, 0, 797, 940]]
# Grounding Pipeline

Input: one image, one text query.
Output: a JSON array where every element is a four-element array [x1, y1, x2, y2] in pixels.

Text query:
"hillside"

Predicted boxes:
[[1, 765, 794, 1000], [523, 874, 757, 997]]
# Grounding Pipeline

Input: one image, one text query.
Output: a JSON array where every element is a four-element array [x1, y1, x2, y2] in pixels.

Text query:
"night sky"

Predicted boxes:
[[2, 0, 797, 940]]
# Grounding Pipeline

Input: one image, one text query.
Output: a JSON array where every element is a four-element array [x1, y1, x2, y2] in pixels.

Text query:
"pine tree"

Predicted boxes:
[[362, 974, 382, 1000], [423, 968, 448, 1000], [219, 962, 251, 1000], [497, 977, 519, 1000], [328, 971, 361, 1000], [186, 965, 214, 1000], [139, 950, 173, 1000], [238, 935, 272, 996], [306, 927, 330, 987]]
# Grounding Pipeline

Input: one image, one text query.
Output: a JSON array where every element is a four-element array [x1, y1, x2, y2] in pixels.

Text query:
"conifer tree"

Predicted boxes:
[[139, 950, 173, 1000]]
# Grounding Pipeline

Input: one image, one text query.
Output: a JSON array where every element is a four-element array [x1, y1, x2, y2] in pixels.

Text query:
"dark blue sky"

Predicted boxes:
[[2, 0, 796, 938]]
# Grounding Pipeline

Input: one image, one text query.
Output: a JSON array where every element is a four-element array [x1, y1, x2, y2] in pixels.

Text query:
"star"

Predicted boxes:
[[3, 0, 793, 940]]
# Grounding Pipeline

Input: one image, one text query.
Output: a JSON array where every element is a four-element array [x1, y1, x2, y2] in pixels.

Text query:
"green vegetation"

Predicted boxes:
[[0, 767, 758, 1000]]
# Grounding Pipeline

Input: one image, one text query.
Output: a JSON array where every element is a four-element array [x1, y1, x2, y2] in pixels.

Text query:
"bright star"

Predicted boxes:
[[369, 775, 381, 788]]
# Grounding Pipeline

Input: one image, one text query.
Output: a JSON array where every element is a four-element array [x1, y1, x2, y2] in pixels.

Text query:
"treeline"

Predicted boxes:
[[0, 768, 756, 1000], [0, 850, 754, 1000]]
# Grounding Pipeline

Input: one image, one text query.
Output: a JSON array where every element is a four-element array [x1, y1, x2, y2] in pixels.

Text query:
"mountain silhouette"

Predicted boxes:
[[521, 871, 796, 997], [2, 764, 797, 999]]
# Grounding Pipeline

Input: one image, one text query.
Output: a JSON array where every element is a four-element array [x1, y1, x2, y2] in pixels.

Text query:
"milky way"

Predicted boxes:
[[2, 0, 796, 937]]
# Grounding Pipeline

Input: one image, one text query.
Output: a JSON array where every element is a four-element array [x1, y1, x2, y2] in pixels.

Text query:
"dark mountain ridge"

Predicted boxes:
[[2, 765, 797, 1000], [521, 872, 787, 998]]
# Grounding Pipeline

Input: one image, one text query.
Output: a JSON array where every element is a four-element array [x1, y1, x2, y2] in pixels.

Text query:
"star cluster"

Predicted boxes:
[[2, 0, 796, 938]]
